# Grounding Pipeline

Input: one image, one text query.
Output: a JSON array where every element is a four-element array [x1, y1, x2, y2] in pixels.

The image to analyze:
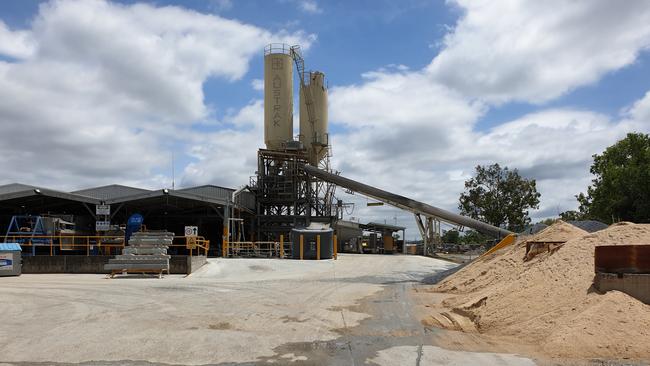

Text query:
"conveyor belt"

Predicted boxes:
[[302, 164, 512, 238]]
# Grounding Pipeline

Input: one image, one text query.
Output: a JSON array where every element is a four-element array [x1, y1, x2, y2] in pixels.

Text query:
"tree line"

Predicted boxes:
[[446, 132, 649, 244]]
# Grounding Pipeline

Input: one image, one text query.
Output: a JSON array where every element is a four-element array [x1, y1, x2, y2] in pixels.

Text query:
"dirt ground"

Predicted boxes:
[[0, 254, 544, 365], [422, 222, 650, 364]]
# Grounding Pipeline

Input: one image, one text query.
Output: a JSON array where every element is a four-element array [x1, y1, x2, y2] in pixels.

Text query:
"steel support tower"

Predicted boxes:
[[251, 149, 335, 242]]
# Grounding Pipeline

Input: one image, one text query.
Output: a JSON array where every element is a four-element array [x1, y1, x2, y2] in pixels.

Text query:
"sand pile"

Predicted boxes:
[[526, 219, 588, 243], [426, 221, 650, 360], [434, 221, 587, 294]]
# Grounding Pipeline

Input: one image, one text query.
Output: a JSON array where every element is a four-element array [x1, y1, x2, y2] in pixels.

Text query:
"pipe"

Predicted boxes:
[[301, 164, 512, 238]]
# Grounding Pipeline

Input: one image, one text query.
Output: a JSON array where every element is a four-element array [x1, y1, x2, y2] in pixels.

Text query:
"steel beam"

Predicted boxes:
[[302, 164, 512, 238]]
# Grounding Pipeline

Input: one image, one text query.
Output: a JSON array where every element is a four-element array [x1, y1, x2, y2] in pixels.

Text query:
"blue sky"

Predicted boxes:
[[1, 0, 649, 236]]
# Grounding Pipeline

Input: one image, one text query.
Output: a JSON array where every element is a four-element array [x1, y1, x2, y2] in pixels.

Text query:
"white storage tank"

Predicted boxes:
[[290, 224, 333, 260], [0, 243, 22, 276], [299, 71, 328, 165], [264, 44, 294, 150]]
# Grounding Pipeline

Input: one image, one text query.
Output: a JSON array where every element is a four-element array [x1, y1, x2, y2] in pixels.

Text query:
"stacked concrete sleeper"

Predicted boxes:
[[104, 231, 173, 275]]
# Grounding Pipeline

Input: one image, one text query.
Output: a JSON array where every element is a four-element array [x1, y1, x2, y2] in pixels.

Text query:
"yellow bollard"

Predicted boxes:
[[300, 234, 304, 260], [317, 235, 321, 260], [334, 235, 338, 260], [280, 234, 284, 258], [222, 227, 229, 258]]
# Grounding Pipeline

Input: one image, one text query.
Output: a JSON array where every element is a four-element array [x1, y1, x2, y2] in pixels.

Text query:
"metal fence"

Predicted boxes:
[[2, 235, 209, 256]]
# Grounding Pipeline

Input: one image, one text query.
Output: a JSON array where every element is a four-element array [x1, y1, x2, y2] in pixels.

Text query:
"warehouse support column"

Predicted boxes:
[[223, 204, 229, 258]]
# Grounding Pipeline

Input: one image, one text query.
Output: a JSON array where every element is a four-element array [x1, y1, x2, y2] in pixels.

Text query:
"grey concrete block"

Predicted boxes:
[[108, 260, 169, 266], [104, 263, 169, 270], [114, 255, 170, 261], [122, 248, 167, 255]]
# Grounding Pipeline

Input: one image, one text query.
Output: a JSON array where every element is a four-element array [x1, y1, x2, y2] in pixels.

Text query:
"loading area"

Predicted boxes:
[[0, 254, 536, 366]]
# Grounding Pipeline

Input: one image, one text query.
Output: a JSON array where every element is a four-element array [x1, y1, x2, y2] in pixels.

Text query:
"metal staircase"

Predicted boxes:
[[290, 45, 318, 146]]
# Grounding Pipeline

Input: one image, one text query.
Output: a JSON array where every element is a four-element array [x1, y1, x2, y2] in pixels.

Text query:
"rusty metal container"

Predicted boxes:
[[595, 245, 650, 274]]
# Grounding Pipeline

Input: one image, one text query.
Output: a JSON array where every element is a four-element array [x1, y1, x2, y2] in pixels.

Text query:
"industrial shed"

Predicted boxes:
[[0, 183, 255, 257]]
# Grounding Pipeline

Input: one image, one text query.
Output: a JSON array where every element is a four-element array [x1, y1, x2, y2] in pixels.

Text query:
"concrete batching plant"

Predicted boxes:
[[251, 44, 336, 243], [252, 44, 509, 254]]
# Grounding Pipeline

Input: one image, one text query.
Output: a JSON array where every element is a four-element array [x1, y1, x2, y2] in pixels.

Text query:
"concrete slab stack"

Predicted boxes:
[[104, 231, 174, 276]]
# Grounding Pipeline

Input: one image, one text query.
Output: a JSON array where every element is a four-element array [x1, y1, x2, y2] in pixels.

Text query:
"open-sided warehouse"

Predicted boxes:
[[0, 183, 255, 257]]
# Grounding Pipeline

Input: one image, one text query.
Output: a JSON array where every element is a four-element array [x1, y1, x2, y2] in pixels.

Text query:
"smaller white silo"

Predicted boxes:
[[299, 71, 328, 165]]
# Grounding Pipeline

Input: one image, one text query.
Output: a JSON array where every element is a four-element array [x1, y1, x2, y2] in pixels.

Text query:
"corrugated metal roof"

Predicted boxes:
[[0, 182, 255, 210], [72, 185, 151, 201], [235, 191, 256, 211], [336, 220, 361, 229], [568, 220, 608, 233], [0, 185, 100, 204], [177, 185, 234, 202], [0, 243, 22, 251], [0, 183, 37, 195], [521, 223, 549, 235], [363, 222, 406, 231]]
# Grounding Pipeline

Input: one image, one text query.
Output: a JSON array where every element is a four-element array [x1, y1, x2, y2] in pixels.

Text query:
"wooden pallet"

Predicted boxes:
[[108, 268, 168, 279]]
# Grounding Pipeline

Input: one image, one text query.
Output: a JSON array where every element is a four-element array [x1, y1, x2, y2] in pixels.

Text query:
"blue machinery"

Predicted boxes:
[[3, 215, 51, 255], [3, 215, 109, 256]]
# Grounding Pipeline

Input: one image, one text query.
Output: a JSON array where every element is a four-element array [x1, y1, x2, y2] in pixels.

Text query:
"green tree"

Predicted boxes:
[[460, 230, 488, 245], [578, 133, 650, 223], [559, 210, 584, 221], [441, 229, 460, 244], [538, 218, 557, 226], [459, 163, 541, 232]]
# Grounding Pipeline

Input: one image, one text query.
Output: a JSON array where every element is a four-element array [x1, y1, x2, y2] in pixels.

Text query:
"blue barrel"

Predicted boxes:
[[125, 213, 144, 243]]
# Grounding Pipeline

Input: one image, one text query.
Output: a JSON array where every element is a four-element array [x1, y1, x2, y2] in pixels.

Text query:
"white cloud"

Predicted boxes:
[[2, 0, 650, 240], [0, 20, 35, 59], [470, 109, 640, 216], [251, 78, 264, 91], [182, 0, 650, 235], [331, 78, 650, 235], [182, 100, 263, 188], [0, 0, 312, 190], [428, 0, 650, 104], [330, 70, 484, 170], [322, 0, 650, 236], [624, 90, 650, 122], [209, 0, 233, 12], [298, 0, 322, 14]]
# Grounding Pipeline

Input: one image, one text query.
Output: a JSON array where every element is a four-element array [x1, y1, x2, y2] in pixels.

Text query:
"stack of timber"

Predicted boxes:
[[104, 231, 173, 278]]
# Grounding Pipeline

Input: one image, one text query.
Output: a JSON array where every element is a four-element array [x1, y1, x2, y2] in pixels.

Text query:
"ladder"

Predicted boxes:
[[290, 45, 318, 146]]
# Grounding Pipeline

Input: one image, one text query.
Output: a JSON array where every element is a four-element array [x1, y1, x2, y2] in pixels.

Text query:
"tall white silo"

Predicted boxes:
[[299, 71, 328, 165], [264, 44, 294, 150]]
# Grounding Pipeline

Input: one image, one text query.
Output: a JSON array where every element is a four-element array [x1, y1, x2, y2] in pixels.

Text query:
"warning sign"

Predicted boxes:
[[95, 204, 110, 215], [96, 220, 111, 231], [184, 226, 198, 237]]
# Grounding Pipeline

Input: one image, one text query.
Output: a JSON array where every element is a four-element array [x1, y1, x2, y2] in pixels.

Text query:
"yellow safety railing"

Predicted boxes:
[[3, 235, 125, 256], [174, 236, 210, 257], [3, 235, 209, 257], [226, 241, 279, 258]]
